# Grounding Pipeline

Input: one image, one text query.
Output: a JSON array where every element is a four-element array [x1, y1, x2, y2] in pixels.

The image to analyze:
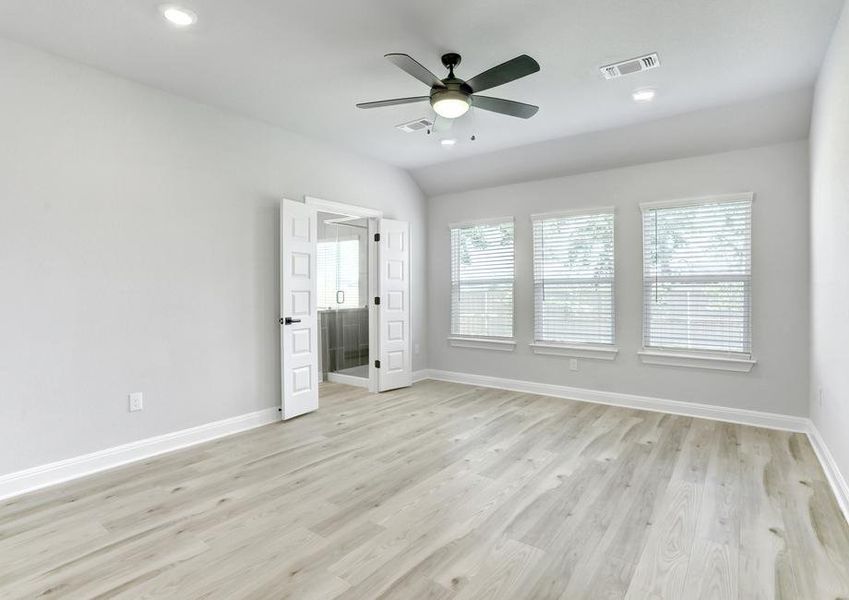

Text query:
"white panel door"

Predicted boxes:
[[378, 219, 412, 391], [280, 199, 319, 419]]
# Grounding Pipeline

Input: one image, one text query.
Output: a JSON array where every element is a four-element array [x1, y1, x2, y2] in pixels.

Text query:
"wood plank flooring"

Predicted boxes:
[[1, 380, 848, 599]]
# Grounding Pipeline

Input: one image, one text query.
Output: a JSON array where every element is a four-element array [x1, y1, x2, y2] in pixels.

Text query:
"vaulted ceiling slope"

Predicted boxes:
[[0, 1, 841, 170], [412, 87, 813, 196]]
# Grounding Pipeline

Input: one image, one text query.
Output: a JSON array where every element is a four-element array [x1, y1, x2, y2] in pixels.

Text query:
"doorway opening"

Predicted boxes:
[[316, 211, 370, 387], [279, 196, 411, 420]]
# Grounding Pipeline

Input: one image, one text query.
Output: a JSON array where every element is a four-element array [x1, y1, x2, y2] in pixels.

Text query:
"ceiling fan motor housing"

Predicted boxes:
[[430, 80, 472, 105], [441, 52, 462, 70], [430, 54, 472, 119]]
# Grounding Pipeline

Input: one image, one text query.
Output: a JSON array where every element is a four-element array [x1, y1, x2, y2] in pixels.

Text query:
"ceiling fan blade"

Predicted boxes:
[[356, 96, 429, 109], [385, 53, 446, 89], [465, 55, 540, 93], [472, 96, 539, 119]]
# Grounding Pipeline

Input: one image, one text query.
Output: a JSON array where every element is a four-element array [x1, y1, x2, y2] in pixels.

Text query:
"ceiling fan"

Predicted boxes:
[[356, 52, 540, 120]]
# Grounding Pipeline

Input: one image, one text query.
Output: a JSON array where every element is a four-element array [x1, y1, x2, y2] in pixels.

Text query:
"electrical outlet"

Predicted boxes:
[[129, 392, 144, 412], [818, 387, 824, 409], [569, 358, 578, 371]]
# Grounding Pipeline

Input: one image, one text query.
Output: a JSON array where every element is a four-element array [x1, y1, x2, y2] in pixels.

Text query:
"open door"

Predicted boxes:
[[280, 199, 319, 419], [377, 218, 412, 391]]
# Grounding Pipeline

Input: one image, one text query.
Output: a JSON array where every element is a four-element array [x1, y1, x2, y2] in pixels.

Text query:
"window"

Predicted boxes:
[[641, 194, 752, 356], [532, 209, 615, 348], [317, 239, 360, 309], [450, 219, 515, 340]]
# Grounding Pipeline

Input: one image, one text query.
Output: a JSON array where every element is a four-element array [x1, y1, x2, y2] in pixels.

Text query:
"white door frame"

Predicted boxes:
[[305, 196, 382, 394]]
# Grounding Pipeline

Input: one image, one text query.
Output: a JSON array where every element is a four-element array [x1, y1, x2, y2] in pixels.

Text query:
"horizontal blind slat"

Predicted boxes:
[[450, 221, 515, 338], [317, 239, 360, 309], [533, 211, 615, 345], [643, 199, 752, 354]]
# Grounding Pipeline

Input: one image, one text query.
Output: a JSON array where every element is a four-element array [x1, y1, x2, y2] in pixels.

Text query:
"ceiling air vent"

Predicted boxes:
[[396, 117, 434, 133], [600, 53, 660, 80]]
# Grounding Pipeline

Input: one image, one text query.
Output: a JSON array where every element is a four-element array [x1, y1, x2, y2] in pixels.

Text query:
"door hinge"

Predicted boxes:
[[374, 360, 381, 368], [374, 233, 380, 242], [374, 296, 380, 305]]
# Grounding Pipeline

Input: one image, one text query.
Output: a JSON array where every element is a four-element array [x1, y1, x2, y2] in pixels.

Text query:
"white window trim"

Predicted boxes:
[[530, 206, 615, 220], [448, 216, 516, 229], [641, 192, 754, 361], [449, 217, 516, 341], [530, 342, 618, 360], [638, 349, 757, 372], [448, 336, 517, 352], [639, 191, 754, 211], [532, 207, 616, 348]]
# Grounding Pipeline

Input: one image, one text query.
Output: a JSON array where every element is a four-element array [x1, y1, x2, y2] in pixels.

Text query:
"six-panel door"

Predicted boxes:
[[280, 199, 319, 419], [378, 218, 412, 391]]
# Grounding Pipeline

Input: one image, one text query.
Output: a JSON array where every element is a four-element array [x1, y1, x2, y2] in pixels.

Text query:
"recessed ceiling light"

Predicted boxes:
[[160, 5, 197, 27], [441, 139, 457, 146], [632, 88, 656, 103]]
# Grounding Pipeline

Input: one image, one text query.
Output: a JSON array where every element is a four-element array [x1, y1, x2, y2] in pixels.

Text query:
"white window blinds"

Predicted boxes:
[[317, 239, 360, 309], [532, 209, 615, 345], [450, 219, 515, 338], [642, 195, 752, 354]]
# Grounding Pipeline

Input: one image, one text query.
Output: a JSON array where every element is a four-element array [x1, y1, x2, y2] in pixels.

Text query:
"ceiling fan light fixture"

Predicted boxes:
[[431, 90, 470, 119]]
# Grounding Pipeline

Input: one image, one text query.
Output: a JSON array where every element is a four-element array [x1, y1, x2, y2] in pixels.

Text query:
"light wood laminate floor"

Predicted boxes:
[[1, 380, 848, 599]]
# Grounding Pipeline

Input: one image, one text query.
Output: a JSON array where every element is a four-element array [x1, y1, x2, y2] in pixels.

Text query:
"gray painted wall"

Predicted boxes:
[[0, 38, 426, 474], [427, 141, 810, 417], [810, 0, 849, 486]]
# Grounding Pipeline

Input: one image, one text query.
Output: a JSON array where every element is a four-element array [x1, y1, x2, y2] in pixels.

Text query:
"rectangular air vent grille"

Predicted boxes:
[[600, 53, 660, 80], [396, 118, 433, 133]]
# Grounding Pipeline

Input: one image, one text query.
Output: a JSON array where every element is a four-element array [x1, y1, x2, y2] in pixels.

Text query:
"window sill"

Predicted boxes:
[[530, 342, 618, 360], [447, 336, 517, 352], [638, 350, 756, 373]]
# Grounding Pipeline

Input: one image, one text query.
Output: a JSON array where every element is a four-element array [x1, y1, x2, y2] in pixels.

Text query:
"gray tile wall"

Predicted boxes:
[[318, 307, 369, 379]]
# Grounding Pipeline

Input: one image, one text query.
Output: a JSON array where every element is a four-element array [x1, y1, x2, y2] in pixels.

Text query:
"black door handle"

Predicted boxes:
[[280, 317, 301, 325]]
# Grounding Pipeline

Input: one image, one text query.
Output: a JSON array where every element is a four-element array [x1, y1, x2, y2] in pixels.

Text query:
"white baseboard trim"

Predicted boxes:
[[327, 372, 369, 388], [421, 368, 849, 525], [421, 369, 808, 432], [0, 373, 434, 501], [5, 371, 846, 529], [806, 422, 849, 525], [0, 407, 280, 501]]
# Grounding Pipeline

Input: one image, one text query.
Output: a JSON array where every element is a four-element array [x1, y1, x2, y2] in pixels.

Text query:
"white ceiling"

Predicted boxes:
[[413, 87, 813, 196], [0, 0, 842, 169]]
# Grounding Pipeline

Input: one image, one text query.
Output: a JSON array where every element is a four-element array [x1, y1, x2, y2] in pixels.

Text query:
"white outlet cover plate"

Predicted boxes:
[[129, 392, 143, 412]]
